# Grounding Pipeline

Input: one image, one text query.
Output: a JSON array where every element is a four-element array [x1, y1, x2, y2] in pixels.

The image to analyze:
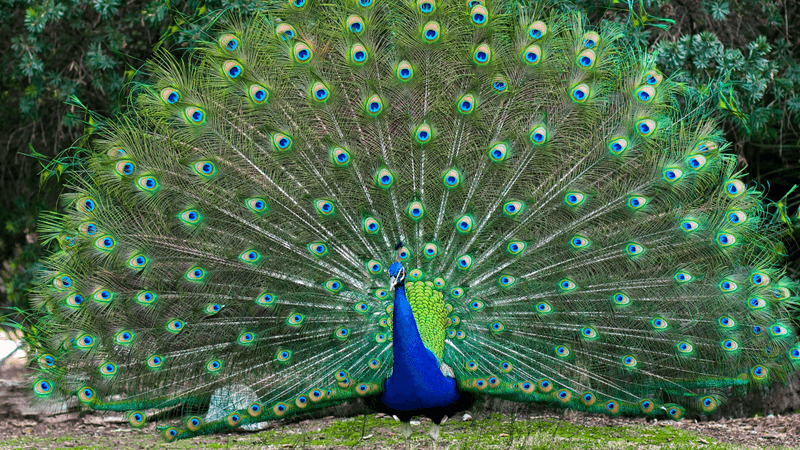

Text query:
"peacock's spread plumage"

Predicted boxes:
[[28, 0, 800, 441]]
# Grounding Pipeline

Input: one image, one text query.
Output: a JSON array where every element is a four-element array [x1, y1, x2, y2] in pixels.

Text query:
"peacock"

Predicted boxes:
[[24, 0, 800, 443]]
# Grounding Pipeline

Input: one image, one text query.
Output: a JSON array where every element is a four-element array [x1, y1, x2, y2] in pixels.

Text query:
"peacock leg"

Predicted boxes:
[[400, 421, 413, 450], [428, 423, 440, 450]]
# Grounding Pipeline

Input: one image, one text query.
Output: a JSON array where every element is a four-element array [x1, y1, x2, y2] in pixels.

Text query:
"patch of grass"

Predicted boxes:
[[0, 414, 795, 449]]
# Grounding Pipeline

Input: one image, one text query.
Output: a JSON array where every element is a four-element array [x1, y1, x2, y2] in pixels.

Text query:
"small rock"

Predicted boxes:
[[410, 420, 421, 426], [462, 413, 473, 421], [361, 434, 373, 439]]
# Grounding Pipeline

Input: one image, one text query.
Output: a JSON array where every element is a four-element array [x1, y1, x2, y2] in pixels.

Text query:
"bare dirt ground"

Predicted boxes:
[[3, 353, 800, 449]]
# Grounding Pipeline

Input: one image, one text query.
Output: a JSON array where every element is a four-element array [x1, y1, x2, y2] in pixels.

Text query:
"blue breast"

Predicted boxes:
[[381, 283, 459, 411]]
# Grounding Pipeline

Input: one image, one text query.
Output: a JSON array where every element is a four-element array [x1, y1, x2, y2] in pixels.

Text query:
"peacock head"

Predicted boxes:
[[388, 261, 406, 290]]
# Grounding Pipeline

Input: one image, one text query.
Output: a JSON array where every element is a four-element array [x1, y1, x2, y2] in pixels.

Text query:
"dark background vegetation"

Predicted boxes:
[[0, 0, 798, 316]]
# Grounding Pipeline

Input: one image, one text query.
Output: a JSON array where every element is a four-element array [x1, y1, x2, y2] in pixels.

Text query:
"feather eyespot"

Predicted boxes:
[[751, 272, 770, 286], [137, 291, 156, 305], [473, 44, 491, 65], [347, 15, 365, 34], [375, 167, 395, 188], [136, 175, 159, 192], [206, 359, 223, 373], [366, 260, 383, 274], [249, 84, 269, 104], [92, 289, 115, 303], [470, 4, 487, 25], [628, 195, 647, 209], [489, 142, 508, 161], [99, 362, 117, 376], [276, 24, 296, 41], [331, 147, 350, 166], [185, 107, 205, 124], [352, 44, 370, 66], [576, 50, 596, 68], [581, 31, 600, 48], [663, 168, 683, 182], [166, 319, 184, 334], [127, 254, 149, 269], [456, 215, 474, 233], [256, 293, 276, 306], [237, 332, 255, 345], [636, 118, 656, 136], [674, 271, 692, 283], [363, 216, 381, 234], [719, 280, 739, 293], [223, 60, 242, 80], [396, 61, 414, 81], [456, 254, 473, 269], [503, 200, 524, 217], [193, 161, 217, 179], [612, 292, 630, 306], [498, 275, 516, 287], [581, 326, 598, 339], [185, 267, 206, 281], [325, 279, 342, 293], [528, 21, 547, 40], [727, 211, 747, 225], [114, 330, 135, 345], [721, 339, 739, 351], [147, 355, 163, 369], [422, 22, 440, 42], [608, 137, 629, 155], [293, 42, 312, 62], [625, 243, 644, 256], [522, 44, 542, 65], [570, 235, 589, 248], [725, 180, 746, 197], [492, 76, 508, 92], [314, 199, 336, 216], [415, 123, 432, 143], [651, 318, 668, 330], [458, 93, 476, 114], [407, 201, 426, 220], [115, 160, 136, 176], [622, 355, 637, 368], [186, 416, 202, 431], [559, 279, 577, 291], [94, 235, 116, 251], [160, 88, 180, 104], [442, 168, 462, 188], [571, 84, 590, 102], [507, 241, 526, 255], [78, 387, 96, 403], [677, 341, 694, 354], [564, 191, 584, 206], [423, 243, 439, 258], [219, 34, 239, 52]]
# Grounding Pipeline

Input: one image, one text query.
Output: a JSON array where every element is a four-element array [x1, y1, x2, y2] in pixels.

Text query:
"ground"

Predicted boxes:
[[2, 349, 800, 449]]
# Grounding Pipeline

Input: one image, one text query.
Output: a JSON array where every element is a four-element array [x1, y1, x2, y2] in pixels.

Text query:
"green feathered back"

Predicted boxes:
[[28, 0, 799, 440]]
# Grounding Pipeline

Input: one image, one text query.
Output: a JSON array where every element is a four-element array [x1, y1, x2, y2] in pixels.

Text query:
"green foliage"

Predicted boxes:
[[0, 0, 273, 316]]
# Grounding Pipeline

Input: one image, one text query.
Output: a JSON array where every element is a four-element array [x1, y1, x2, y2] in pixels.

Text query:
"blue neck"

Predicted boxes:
[[381, 283, 459, 412]]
